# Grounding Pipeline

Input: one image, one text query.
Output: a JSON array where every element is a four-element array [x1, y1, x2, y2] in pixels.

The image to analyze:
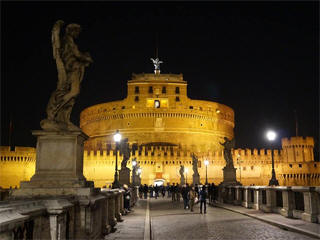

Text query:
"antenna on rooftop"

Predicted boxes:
[[294, 109, 299, 137]]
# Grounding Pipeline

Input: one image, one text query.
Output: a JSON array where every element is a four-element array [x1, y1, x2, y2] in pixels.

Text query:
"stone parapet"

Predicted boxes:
[[0, 190, 125, 239], [217, 185, 320, 224]]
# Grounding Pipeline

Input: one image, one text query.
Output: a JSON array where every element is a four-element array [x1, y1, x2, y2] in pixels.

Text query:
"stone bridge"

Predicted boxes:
[[0, 185, 319, 239]]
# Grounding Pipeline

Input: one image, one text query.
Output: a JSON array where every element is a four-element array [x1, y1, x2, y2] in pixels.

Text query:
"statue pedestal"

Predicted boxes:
[[193, 173, 200, 185], [222, 166, 238, 184], [218, 166, 241, 203], [12, 130, 96, 198], [119, 167, 130, 186], [180, 176, 185, 186]]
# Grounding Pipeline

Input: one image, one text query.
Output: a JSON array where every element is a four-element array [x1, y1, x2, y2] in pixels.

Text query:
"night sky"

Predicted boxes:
[[1, 1, 319, 152]]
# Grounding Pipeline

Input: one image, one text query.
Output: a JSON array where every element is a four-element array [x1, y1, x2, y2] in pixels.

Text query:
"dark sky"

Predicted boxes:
[[1, 1, 319, 151]]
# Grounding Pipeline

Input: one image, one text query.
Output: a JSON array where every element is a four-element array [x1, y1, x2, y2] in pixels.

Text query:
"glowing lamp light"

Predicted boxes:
[[132, 160, 137, 167], [216, 109, 220, 114], [204, 160, 209, 166], [185, 168, 188, 174], [113, 130, 122, 142], [137, 168, 142, 174], [266, 130, 276, 141]]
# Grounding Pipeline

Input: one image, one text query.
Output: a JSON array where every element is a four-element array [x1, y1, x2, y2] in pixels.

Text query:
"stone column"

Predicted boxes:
[[241, 187, 248, 208], [234, 186, 241, 205], [43, 199, 74, 240], [280, 187, 294, 218], [106, 192, 117, 231], [299, 187, 319, 223], [260, 187, 275, 213], [252, 187, 260, 210]]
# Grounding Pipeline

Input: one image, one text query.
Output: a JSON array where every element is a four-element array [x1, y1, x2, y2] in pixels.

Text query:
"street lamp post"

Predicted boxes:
[[132, 158, 137, 186], [204, 159, 209, 185], [112, 130, 122, 189], [266, 130, 279, 186], [185, 168, 188, 184]]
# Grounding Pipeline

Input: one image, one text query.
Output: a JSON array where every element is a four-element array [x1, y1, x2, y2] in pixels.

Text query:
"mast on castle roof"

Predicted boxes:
[[151, 32, 163, 75]]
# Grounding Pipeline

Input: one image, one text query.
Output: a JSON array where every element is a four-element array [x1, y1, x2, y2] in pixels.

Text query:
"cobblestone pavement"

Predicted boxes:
[[106, 198, 316, 240], [150, 198, 315, 240]]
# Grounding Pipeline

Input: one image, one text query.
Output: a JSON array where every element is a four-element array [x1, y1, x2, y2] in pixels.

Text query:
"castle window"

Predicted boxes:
[[176, 96, 180, 102], [122, 106, 125, 109], [289, 164, 293, 168], [135, 86, 139, 94], [200, 107, 203, 111], [189, 106, 193, 109], [112, 107, 116, 110], [162, 86, 166, 94], [149, 86, 153, 93], [154, 100, 160, 108], [314, 164, 317, 168], [251, 166, 254, 170], [200, 123, 203, 127], [175, 87, 180, 94], [127, 122, 130, 126], [135, 96, 139, 102], [299, 164, 302, 168], [243, 166, 246, 171]]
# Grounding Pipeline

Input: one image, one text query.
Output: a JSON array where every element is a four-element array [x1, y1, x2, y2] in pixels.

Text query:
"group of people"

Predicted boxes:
[[138, 183, 217, 214]]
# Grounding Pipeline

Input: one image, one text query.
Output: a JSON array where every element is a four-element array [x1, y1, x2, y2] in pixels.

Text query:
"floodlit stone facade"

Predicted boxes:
[[0, 73, 319, 188]]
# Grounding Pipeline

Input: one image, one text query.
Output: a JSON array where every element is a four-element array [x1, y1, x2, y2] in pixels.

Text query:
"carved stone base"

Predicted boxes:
[[222, 166, 239, 184], [180, 176, 185, 185], [193, 173, 200, 185], [11, 130, 95, 198], [119, 168, 131, 186]]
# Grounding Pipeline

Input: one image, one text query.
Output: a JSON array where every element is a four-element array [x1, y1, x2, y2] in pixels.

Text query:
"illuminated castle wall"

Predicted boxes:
[[1, 73, 319, 188], [1, 136, 319, 188]]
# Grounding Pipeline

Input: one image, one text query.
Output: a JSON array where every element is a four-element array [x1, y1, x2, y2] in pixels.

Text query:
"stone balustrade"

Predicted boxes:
[[0, 189, 127, 240], [218, 185, 320, 224]]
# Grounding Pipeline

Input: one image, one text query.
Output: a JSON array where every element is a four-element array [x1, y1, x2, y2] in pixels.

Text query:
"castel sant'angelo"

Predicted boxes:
[[1, 63, 319, 188]]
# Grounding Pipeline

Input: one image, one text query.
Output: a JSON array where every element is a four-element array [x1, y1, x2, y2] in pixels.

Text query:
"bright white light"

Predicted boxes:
[[132, 160, 137, 167], [113, 130, 122, 142], [137, 168, 142, 174], [185, 168, 188, 173], [204, 160, 209, 166], [266, 130, 276, 141]]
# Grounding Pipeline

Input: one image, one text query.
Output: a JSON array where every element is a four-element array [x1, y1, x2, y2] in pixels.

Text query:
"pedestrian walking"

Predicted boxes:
[[176, 184, 181, 202], [161, 185, 166, 197], [182, 184, 190, 209], [195, 184, 199, 198], [143, 184, 148, 199], [188, 187, 196, 212], [171, 183, 176, 202], [199, 186, 207, 214], [167, 184, 171, 198], [139, 184, 143, 199], [155, 184, 159, 199]]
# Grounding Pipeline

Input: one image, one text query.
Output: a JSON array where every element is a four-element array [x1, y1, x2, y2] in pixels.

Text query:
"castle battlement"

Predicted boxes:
[[282, 136, 314, 147], [0, 146, 36, 162]]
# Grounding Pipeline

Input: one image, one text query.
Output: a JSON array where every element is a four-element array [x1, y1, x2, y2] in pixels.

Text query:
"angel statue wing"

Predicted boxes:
[[51, 20, 67, 89]]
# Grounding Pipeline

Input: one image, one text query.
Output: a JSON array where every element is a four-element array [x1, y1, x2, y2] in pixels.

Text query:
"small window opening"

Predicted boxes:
[[135, 86, 139, 94], [162, 87, 166, 93], [149, 86, 153, 93]]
